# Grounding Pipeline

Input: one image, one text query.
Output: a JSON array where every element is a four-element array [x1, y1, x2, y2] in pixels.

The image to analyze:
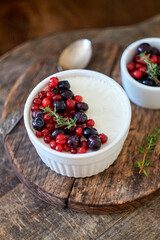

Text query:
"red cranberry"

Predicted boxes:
[[51, 128, 65, 139], [134, 55, 147, 65], [76, 126, 83, 136], [44, 136, 52, 144], [81, 140, 88, 149], [56, 134, 67, 144], [63, 112, 68, 117], [52, 94, 62, 101], [70, 148, 77, 154], [52, 116, 58, 123], [42, 97, 53, 108], [139, 66, 147, 76], [55, 144, 63, 152], [36, 131, 43, 138], [31, 104, 39, 111], [46, 91, 54, 99], [135, 63, 142, 69], [141, 54, 150, 65], [42, 128, 50, 136], [44, 114, 52, 122], [74, 95, 83, 102], [127, 62, 135, 72], [130, 71, 135, 78], [78, 146, 87, 153], [132, 70, 142, 79], [150, 55, 158, 64], [46, 122, 55, 132], [49, 77, 59, 88], [99, 133, 108, 144], [38, 91, 46, 99], [50, 140, 56, 149], [63, 144, 70, 152], [66, 99, 76, 109], [68, 110, 76, 117], [86, 119, 95, 127], [33, 97, 42, 105]]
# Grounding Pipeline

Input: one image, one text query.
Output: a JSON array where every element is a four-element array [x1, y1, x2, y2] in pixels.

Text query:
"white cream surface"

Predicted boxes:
[[31, 75, 128, 149], [59, 75, 127, 145]]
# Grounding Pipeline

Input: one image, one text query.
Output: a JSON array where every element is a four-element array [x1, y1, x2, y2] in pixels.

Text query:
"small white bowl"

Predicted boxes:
[[120, 37, 160, 109], [24, 69, 131, 178]]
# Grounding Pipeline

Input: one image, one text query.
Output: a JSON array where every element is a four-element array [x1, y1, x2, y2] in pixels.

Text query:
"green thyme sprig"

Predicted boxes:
[[139, 53, 160, 86], [136, 127, 160, 176], [44, 106, 76, 129]]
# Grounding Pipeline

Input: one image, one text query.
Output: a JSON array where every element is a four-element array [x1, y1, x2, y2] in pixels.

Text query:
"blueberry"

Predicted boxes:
[[67, 135, 80, 149], [32, 109, 44, 119], [53, 99, 66, 113], [65, 126, 76, 135], [73, 111, 88, 124], [50, 87, 60, 95], [32, 117, 45, 131], [58, 80, 70, 90], [83, 127, 98, 139], [141, 79, 156, 86], [151, 47, 160, 56], [61, 89, 74, 101], [75, 102, 89, 112], [138, 43, 152, 54], [51, 127, 65, 139], [88, 135, 101, 151]]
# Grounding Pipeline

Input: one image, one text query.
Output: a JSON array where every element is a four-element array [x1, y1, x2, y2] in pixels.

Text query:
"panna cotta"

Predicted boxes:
[[24, 69, 131, 177]]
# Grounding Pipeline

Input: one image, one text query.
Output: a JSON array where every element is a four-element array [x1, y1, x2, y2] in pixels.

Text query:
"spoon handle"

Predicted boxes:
[[0, 107, 23, 135]]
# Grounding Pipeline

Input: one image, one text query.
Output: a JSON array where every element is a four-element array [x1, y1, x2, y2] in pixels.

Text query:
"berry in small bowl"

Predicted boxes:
[[121, 38, 160, 109], [24, 69, 131, 178], [31, 76, 107, 154]]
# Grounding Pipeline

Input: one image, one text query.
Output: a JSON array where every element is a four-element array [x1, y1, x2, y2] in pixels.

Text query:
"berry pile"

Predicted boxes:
[[127, 43, 160, 86], [31, 76, 108, 154]]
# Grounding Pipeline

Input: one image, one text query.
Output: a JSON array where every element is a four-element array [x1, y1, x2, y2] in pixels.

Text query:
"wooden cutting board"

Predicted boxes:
[[2, 42, 160, 214]]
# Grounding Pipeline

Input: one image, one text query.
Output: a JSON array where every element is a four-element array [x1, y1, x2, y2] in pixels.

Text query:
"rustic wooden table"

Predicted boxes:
[[0, 15, 160, 240]]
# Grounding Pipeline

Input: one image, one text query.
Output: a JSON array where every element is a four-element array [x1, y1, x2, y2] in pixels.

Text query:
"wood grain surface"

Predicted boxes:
[[1, 0, 160, 55], [2, 42, 160, 214], [1, 16, 160, 239]]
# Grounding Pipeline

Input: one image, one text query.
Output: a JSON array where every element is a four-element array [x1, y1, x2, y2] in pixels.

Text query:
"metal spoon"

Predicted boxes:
[[57, 39, 92, 71], [0, 39, 92, 135]]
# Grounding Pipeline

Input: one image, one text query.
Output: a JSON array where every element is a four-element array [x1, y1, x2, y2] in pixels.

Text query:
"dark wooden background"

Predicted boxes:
[[0, 0, 160, 55]]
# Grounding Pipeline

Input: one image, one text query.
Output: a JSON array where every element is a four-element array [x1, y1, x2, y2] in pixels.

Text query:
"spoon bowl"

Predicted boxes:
[[57, 39, 92, 71]]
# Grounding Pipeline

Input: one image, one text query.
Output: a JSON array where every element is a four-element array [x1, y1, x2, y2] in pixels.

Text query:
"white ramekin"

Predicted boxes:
[[120, 37, 160, 109], [24, 69, 131, 178]]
